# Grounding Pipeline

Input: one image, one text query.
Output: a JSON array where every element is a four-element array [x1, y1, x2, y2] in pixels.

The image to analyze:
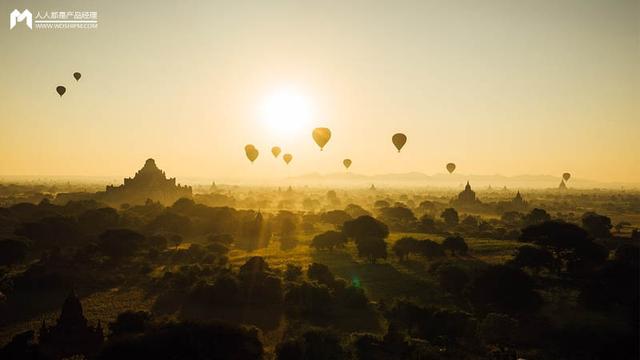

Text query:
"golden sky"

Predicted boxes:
[[1, 0, 638, 183]]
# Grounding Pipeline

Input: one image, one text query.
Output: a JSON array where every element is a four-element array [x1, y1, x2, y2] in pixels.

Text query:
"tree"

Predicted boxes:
[[440, 208, 459, 228], [109, 311, 152, 337], [441, 236, 468, 256], [436, 264, 469, 296], [15, 216, 83, 251], [522, 208, 551, 226], [276, 329, 347, 360], [417, 240, 446, 259], [239, 256, 270, 277], [162, 234, 180, 251], [478, 313, 519, 348], [78, 207, 119, 235], [385, 300, 475, 345], [466, 265, 541, 314], [284, 281, 333, 317], [392, 237, 419, 261], [320, 210, 352, 228], [581, 212, 612, 238], [147, 212, 192, 235], [416, 200, 436, 215], [356, 237, 388, 263], [326, 190, 341, 206], [311, 231, 347, 251], [614, 221, 631, 234], [307, 263, 336, 287], [460, 215, 479, 229], [501, 211, 524, 227], [98, 321, 263, 360], [273, 211, 299, 239], [417, 214, 437, 233], [0, 239, 28, 266], [614, 244, 639, 268], [97, 229, 145, 260], [344, 204, 370, 218], [284, 264, 303, 281], [377, 207, 417, 231], [342, 216, 389, 242], [520, 220, 607, 274], [509, 245, 555, 274]]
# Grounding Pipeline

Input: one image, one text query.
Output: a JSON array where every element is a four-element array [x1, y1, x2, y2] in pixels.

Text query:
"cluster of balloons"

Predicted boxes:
[[245, 127, 536, 177], [245, 144, 293, 165], [55, 72, 82, 97]]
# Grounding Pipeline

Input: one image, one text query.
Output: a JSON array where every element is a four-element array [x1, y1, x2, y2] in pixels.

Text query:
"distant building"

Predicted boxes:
[[39, 290, 103, 359], [101, 158, 192, 205], [559, 179, 567, 190], [452, 181, 482, 208], [512, 191, 527, 208], [497, 190, 529, 213]]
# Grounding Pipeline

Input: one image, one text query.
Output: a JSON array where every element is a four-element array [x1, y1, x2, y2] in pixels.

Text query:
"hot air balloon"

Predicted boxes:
[[446, 163, 456, 174], [562, 172, 571, 181], [343, 159, 352, 169], [283, 153, 293, 164], [312, 128, 331, 151], [392, 133, 407, 152], [56, 86, 66, 97], [73, 72, 81, 81], [271, 146, 281, 158], [245, 144, 259, 163]]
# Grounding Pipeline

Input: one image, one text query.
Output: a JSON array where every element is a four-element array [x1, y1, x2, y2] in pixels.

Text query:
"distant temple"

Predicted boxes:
[[39, 290, 103, 359], [512, 191, 527, 208], [101, 158, 192, 205], [558, 179, 567, 190], [452, 181, 482, 208]]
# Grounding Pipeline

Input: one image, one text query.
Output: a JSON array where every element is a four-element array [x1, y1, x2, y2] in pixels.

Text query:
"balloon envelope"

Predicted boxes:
[[283, 153, 293, 164], [244, 145, 258, 163], [392, 133, 407, 152], [312, 128, 331, 150], [56, 86, 66, 97], [73, 72, 81, 81], [446, 163, 456, 174], [343, 159, 352, 169], [562, 172, 571, 181], [271, 146, 281, 158]]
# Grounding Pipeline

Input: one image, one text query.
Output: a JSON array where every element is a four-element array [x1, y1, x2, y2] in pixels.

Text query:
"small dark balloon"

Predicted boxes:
[[446, 163, 456, 174], [343, 159, 352, 169], [562, 172, 571, 181], [56, 86, 66, 97], [73, 72, 81, 81], [392, 133, 407, 152]]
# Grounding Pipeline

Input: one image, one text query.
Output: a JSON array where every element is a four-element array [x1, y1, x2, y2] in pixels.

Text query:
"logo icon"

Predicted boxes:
[[10, 9, 32, 29]]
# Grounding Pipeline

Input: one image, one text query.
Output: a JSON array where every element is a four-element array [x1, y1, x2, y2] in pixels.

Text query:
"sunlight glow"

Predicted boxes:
[[260, 88, 313, 137]]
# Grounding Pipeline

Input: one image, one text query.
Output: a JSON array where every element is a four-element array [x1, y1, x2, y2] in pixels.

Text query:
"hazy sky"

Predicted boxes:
[[1, 0, 638, 183]]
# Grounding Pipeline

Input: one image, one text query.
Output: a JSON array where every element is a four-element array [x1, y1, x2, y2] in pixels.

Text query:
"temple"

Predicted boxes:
[[38, 290, 103, 359], [558, 179, 567, 190], [497, 190, 529, 212], [451, 181, 482, 208], [101, 158, 192, 205]]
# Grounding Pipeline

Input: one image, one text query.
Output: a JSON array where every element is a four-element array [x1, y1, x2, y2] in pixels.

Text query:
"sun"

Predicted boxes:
[[260, 88, 313, 137]]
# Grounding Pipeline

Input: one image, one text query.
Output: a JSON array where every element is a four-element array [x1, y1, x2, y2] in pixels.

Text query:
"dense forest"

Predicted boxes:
[[0, 187, 638, 359]]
